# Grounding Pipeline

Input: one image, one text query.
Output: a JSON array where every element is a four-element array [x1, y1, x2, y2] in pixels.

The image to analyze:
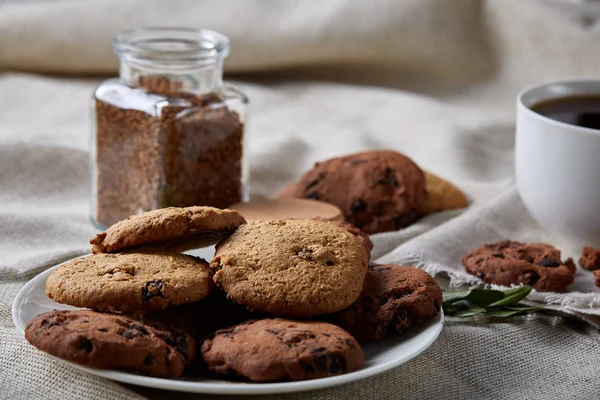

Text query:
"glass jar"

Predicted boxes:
[[91, 27, 249, 228]]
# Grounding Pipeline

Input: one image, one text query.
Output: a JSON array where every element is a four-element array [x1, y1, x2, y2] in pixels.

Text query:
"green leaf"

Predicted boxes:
[[488, 286, 532, 307], [465, 289, 505, 307], [504, 306, 543, 312], [484, 310, 523, 318], [442, 290, 472, 305], [452, 308, 485, 317]]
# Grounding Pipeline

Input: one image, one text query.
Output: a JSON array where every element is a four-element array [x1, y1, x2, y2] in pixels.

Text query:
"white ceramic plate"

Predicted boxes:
[[12, 248, 444, 395]]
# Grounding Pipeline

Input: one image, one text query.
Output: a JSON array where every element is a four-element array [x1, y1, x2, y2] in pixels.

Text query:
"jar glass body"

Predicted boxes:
[[90, 28, 248, 228]]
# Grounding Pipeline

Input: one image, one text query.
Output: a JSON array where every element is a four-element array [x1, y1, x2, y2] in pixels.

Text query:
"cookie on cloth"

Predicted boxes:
[[578, 246, 600, 271], [201, 318, 364, 382], [327, 264, 442, 343], [211, 219, 369, 317], [25, 310, 195, 377], [90, 206, 246, 254], [276, 150, 426, 234], [593, 270, 600, 288], [418, 172, 468, 216], [462, 240, 576, 292], [46, 252, 214, 312]]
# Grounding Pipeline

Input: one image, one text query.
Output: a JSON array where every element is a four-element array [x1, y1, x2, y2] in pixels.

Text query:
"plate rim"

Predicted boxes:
[[12, 257, 444, 395]]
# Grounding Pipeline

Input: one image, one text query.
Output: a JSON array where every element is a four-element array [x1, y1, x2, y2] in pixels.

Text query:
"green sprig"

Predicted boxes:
[[442, 285, 542, 318]]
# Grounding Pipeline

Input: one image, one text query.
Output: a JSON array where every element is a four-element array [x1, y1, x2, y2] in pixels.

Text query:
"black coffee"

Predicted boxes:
[[531, 96, 600, 130]]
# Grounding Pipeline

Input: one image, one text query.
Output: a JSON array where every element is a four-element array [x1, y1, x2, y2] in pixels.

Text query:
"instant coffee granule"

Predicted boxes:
[[94, 79, 244, 227]]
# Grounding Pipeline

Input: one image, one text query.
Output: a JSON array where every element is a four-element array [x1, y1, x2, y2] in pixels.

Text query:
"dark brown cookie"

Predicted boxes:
[[277, 150, 426, 234], [579, 246, 600, 271], [594, 270, 600, 288], [201, 318, 364, 382], [462, 240, 576, 292], [327, 265, 442, 343], [24, 310, 195, 377]]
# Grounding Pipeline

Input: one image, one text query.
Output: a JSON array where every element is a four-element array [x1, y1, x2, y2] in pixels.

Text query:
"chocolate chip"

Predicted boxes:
[[298, 248, 313, 260], [349, 158, 366, 166], [326, 261, 335, 266], [299, 361, 315, 375], [304, 178, 320, 190], [351, 199, 367, 212], [304, 192, 319, 200], [527, 271, 541, 286], [491, 252, 504, 258], [537, 258, 561, 267], [311, 347, 326, 353], [345, 339, 355, 348], [393, 215, 406, 229], [132, 324, 149, 335], [386, 168, 398, 188], [143, 355, 154, 365], [265, 328, 281, 335], [314, 353, 328, 371], [377, 268, 386, 272], [478, 272, 486, 280], [434, 300, 441, 311], [97, 328, 108, 332], [122, 329, 138, 339], [329, 354, 343, 374], [79, 338, 93, 352], [142, 279, 165, 302]]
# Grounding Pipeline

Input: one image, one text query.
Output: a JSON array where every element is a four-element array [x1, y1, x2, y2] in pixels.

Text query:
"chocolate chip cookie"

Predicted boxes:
[[90, 206, 246, 254], [25, 310, 195, 377], [211, 219, 369, 317], [462, 240, 576, 292], [327, 264, 442, 343], [46, 252, 214, 312], [201, 318, 364, 382], [578, 246, 600, 271], [594, 270, 600, 288], [418, 172, 468, 216], [276, 150, 426, 234]]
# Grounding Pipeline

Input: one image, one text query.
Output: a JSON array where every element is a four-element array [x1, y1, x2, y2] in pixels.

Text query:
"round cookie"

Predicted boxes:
[[579, 246, 600, 271], [230, 198, 344, 222], [46, 252, 214, 312], [418, 172, 468, 216], [25, 310, 195, 377], [211, 219, 369, 317], [90, 206, 246, 254], [462, 240, 576, 292], [276, 150, 426, 234], [201, 318, 364, 382], [327, 264, 442, 343]]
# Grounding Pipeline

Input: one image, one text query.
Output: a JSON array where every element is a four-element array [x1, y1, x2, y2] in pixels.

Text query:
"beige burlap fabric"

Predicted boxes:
[[2, 0, 600, 398]]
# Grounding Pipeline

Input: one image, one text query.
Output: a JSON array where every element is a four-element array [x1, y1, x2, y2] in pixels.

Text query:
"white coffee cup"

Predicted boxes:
[[516, 80, 600, 249]]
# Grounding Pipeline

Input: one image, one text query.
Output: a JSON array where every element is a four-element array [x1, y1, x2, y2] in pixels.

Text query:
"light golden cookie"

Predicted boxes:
[[46, 252, 214, 312], [211, 219, 369, 317], [90, 206, 246, 254], [418, 172, 468, 216]]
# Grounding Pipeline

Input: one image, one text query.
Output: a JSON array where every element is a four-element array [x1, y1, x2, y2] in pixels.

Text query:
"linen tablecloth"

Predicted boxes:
[[1, 1, 600, 398]]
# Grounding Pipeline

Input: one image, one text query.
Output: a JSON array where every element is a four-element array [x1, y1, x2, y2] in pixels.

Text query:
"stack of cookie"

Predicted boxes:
[[24, 205, 443, 382]]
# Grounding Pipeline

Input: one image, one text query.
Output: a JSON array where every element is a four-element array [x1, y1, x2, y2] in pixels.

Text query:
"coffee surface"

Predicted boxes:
[[531, 96, 600, 130]]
